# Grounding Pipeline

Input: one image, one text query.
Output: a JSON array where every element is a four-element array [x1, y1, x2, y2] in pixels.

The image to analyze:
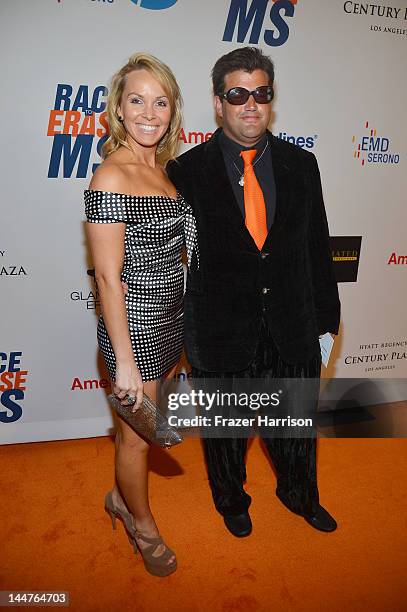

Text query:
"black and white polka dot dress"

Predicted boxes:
[[84, 189, 199, 382]]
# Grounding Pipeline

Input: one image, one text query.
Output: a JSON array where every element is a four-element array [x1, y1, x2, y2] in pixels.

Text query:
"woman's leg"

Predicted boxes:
[[112, 378, 175, 563]]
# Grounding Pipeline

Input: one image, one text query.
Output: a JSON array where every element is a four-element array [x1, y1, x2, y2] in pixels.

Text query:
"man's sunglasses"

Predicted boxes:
[[218, 85, 273, 105]]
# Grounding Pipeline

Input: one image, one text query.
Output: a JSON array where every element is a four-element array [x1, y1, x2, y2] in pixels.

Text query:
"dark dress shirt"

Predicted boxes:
[[219, 129, 276, 230]]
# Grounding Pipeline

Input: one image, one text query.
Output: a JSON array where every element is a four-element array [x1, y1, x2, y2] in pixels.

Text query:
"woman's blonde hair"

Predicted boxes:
[[102, 52, 183, 165]]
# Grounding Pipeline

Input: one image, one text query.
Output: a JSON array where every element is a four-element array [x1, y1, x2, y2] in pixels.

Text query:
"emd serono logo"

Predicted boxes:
[[352, 121, 400, 167]]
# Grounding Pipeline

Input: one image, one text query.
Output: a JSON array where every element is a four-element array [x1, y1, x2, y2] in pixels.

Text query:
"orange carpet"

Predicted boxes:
[[1, 436, 406, 611]]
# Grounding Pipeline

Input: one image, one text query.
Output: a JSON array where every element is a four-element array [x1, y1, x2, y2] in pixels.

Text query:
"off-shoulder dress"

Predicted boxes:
[[84, 189, 198, 382]]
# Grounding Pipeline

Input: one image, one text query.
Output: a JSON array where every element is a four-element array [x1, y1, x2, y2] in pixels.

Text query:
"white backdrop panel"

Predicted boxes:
[[1, 0, 406, 443]]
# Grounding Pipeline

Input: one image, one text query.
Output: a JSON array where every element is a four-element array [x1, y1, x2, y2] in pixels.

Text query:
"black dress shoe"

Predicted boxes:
[[304, 505, 337, 532], [276, 490, 337, 532], [223, 512, 252, 537]]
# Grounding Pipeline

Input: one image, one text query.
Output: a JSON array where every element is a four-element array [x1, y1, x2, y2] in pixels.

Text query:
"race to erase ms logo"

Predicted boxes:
[[0, 352, 28, 423], [130, 0, 177, 8], [47, 84, 108, 178], [223, 0, 299, 47], [352, 121, 400, 167]]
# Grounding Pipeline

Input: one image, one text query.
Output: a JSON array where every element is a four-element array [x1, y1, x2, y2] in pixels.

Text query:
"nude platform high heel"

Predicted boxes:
[[104, 490, 136, 550], [104, 490, 177, 577]]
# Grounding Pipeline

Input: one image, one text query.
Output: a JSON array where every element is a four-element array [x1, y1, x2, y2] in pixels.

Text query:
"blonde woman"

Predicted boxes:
[[85, 53, 197, 577]]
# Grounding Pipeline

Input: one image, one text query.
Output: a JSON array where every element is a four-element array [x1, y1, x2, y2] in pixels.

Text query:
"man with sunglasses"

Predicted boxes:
[[167, 47, 340, 537]]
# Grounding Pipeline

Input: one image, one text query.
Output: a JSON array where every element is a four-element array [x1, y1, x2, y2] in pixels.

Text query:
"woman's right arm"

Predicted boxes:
[[86, 166, 143, 410]]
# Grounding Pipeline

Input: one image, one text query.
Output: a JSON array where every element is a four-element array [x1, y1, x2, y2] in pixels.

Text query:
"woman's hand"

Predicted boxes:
[[114, 360, 143, 412]]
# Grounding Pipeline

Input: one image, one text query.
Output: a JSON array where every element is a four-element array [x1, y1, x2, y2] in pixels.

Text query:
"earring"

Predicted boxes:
[[117, 116, 124, 123]]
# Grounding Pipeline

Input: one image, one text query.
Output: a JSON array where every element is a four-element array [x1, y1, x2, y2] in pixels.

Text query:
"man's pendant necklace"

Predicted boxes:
[[232, 140, 269, 187]]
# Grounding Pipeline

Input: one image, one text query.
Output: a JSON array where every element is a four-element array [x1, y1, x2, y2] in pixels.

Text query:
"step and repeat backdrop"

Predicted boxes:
[[1, 0, 406, 443]]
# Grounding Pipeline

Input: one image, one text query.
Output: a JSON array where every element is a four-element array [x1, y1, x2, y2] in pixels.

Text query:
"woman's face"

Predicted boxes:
[[118, 68, 171, 151]]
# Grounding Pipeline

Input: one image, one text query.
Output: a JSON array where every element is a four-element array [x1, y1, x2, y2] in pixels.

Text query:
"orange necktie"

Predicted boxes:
[[240, 149, 268, 250]]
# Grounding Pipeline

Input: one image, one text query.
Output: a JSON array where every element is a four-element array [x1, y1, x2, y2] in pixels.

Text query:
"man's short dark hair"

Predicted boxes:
[[212, 46, 275, 99]]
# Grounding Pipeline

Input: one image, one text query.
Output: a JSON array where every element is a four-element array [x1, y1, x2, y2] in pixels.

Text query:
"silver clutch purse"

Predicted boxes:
[[108, 393, 183, 449]]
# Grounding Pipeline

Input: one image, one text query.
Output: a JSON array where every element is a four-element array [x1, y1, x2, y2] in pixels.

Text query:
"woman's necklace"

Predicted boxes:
[[231, 140, 269, 187]]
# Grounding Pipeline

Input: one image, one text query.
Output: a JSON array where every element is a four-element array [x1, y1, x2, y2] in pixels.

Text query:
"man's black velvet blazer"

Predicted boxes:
[[167, 128, 340, 371]]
